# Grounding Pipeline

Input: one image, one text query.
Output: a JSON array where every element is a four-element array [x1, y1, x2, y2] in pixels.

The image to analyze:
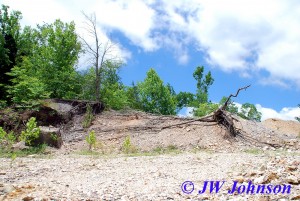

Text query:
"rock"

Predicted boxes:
[[263, 146, 269, 151], [286, 166, 297, 171], [248, 171, 257, 177], [0, 184, 15, 194], [235, 176, 244, 183], [37, 126, 63, 148], [22, 196, 34, 201], [291, 195, 300, 200], [254, 176, 265, 184], [12, 141, 29, 151], [264, 172, 279, 183], [286, 175, 299, 185], [259, 165, 266, 171], [291, 160, 300, 166]]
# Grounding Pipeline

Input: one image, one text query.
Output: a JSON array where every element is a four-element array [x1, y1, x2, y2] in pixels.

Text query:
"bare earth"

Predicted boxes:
[[1, 111, 300, 200]]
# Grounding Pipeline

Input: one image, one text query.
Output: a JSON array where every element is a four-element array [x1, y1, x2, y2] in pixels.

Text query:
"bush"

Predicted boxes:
[[0, 100, 7, 110], [122, 135, 137, 154], [0, 127, 16, 146], [19, 117, 40, 146], [86, 130, 96, 150]]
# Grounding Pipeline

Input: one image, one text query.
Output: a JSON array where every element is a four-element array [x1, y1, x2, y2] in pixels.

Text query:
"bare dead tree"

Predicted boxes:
[[221, 85, 251, 110], [79, 12, 119, 102]]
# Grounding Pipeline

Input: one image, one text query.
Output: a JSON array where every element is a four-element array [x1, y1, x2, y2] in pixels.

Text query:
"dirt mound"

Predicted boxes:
[[262, 118, 300, 137], [61, 110, 299, 153]]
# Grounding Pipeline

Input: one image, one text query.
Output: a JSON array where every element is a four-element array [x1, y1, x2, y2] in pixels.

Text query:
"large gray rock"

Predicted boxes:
[[31, 126, 63, 148]]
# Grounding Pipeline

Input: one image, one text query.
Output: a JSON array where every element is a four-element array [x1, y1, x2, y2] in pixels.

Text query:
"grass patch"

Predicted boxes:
[[244, 148, 263, 155], [0, 144, 47, 158]]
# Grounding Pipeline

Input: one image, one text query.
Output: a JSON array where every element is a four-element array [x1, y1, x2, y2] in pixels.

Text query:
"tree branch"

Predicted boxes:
[[221, 85, 251, 110]]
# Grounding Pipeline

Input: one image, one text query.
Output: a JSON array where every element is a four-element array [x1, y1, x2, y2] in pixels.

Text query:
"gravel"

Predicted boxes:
[[1, 151, 300, 200]]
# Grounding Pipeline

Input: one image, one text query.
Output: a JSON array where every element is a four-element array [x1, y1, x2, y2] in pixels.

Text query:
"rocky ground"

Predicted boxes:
[[0, 110, 300, 200], [0, 151, 300, 200]]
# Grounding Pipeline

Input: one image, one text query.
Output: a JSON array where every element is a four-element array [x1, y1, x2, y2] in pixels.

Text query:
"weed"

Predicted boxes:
[[153, 146, 163, 154], [86, 130, 96, 150], [150, 145, 180, 155], [121, 135, 137, 154], [10, 153, 17, 168], [166, 145, 178, 151], [50, 132, 58, 142]]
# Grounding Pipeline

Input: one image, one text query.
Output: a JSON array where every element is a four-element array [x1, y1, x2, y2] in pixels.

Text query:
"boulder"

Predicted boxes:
[[12, 141, 29, 151], [30, 126, 63, 148]]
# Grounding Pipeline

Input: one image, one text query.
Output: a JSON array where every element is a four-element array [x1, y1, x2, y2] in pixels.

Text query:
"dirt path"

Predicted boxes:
[[1, 151, 300, 200]]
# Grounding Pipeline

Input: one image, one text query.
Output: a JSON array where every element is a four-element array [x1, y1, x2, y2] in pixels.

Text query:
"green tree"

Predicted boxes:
[[193, 102, 219, 117], [137, 68, 177, 115], [0, 5, 22, 102], [125, 81, 142, 110], [193, 66, 214, 104], [8, 19, 81, 103], [100, 61, 128, 110], [176, 92, 195, 110], [34, 19, 81, 98], [7, 57, 50, 105], [238, 103, 262, 122], [77, 67, 96, 100]]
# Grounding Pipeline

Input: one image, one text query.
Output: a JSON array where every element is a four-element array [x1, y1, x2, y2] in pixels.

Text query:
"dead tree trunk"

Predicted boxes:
[[159, 85, 251, 137], [212, 85, 251, 136]]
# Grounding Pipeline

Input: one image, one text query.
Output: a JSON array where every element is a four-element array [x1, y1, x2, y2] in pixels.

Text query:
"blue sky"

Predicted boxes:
[[3, 0, 300, 120]]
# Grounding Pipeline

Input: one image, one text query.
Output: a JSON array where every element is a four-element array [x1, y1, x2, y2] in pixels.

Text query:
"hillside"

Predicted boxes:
[[60, 110, 299, 154], [0, 109, 300, 200]]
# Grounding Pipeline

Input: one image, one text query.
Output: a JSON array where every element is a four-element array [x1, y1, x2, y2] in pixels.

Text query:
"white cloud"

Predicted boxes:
[[2, 0, 137, 65], [256, 104, 300, 121], [92, 0, 158, 51], [4, 0, 300, 86], [159, 0, 300, 87]]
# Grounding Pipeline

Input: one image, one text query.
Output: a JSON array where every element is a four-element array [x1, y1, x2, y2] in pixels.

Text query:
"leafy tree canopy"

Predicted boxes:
[[137, 68, 177, 115], [0, 5, 22, 101], [7, 19, 81, 104]]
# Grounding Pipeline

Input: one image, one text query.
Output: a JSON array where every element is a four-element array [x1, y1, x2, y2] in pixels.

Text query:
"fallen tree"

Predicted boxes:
[[161, 85, 281, 148]]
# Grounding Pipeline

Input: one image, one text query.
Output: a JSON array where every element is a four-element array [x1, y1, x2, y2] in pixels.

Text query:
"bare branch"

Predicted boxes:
[[221, 85, 251, 110]]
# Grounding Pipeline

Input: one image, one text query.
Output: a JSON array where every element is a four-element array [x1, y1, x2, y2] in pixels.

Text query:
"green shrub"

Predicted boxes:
[[122, 135, 137, 154], [0, 100, 7, 110], [0, 127, 16, 146], [0, 127, 5, 141], [86, 130, 96, 150], [82, 104, 93, 129], [20, 117, 40, 146]]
